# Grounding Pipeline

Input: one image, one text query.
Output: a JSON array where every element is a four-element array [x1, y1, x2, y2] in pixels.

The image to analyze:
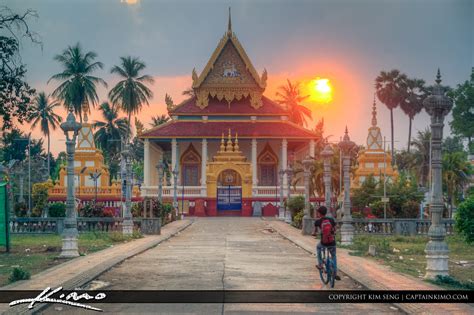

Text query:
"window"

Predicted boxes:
[[180, 144, 201, 186], [258, 143, 278, 186]]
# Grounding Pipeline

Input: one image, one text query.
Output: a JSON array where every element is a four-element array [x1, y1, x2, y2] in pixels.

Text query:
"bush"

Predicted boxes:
[[131, 202, 143, 217], [430, 275, 474, 290], [14, 202, 28, 217], [287, 195, 305, 213], [401, 200, 420, 218], [80, 203, 105, 217], [455, 195, 474, 244], [9, 267, 30, 283], [103, 207, 115, 217], [292, 210, 304, 229], [32, 181, 53, 217], [49, 202, 66, 217]]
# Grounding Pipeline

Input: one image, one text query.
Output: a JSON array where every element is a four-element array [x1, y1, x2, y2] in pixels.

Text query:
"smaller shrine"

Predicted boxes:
[[48, 117, 141, 207], [353, 98, 398, 187]]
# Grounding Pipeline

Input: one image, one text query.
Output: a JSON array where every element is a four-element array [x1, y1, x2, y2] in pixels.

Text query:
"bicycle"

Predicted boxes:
[[318, 245, 337, 288]]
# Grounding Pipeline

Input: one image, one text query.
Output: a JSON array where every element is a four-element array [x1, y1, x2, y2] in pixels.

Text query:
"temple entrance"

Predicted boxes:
[[217, 169, 242, 211]]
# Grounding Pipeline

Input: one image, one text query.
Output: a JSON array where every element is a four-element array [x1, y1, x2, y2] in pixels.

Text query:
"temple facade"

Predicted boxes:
[[352, 99, 398, 188], [48, 118, 141, 207], [139, 15, 319, 216]]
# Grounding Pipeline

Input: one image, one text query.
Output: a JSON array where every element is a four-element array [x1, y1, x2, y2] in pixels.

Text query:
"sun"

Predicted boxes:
[[308, 78, 333, 104]]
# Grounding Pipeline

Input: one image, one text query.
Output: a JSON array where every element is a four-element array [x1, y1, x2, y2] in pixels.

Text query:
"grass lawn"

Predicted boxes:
[[0, 231, 142, 287], [341, 234, 474, 290]]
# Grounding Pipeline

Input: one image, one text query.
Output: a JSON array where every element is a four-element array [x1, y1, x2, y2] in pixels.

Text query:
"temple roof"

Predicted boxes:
[[140, 120, 318, 139], [170, 95, 288, 115]]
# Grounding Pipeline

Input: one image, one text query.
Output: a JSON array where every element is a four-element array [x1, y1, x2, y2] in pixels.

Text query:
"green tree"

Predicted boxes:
[[150, 114, 170, 127], [1, 128, 45, 162], [410, 128, 431, 188], [0, 7, 38, 130], [442, 151, 472, 218], [275, 79, 312, 127], [449, 68, 474, 153], [31, 181, 53, 217], [442, 136, 465, 154], [108, 56, 154, 140], [375, 69, 407, 162], [455, 195, 474, 244], [49, 42, 107, 122], [28, 92, 62, 176], [352, 175, 378, 210], [400, 78, 426, 152], [92, 102, 129, 155]]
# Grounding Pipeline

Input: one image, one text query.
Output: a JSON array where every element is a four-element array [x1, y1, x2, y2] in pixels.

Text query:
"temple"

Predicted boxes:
[[48, 117, 141, 207], [352, 98, 398, 187], [139, 12, 319, 216]]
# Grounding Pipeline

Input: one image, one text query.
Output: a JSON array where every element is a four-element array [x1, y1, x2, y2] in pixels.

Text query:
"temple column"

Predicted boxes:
[[309, 139, 315, 157], [201, 138, 207, 196], [171, 138, 177, 186], [281, 139, 288, 196], [251, 139, 258, 189], [143, 139, 150, 193]]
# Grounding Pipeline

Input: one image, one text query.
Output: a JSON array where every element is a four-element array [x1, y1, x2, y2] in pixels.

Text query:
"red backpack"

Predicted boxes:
[[321, 218, 335, 244]]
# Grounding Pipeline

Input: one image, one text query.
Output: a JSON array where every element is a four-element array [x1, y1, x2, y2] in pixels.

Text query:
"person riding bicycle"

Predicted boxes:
[[312, 206, 341, 281]]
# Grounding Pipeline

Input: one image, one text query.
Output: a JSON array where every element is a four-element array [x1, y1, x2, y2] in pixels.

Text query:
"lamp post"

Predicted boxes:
[[121, 142, 133, 236], [278, 169, 285, 220], [423, 70, 452, 279], [321, 143, 334, 217], [59, 107, 82, 258], [301, 156, 313, 235], [338, 127, 356, 245], [89, 170, 102, 205], [172, 167, 178, 217], [156, 161, 164, 203], [17, 168, 25, 204], [285, 167, 293, 224]]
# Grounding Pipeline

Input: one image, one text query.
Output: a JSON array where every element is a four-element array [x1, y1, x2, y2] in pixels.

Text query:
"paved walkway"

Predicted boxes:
[[266, 219, 474, 315], [1, 219, 194, 315], [40, 218, 400, 314]]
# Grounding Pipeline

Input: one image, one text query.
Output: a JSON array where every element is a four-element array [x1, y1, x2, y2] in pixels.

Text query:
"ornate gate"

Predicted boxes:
[[217, 186, 242, 210]]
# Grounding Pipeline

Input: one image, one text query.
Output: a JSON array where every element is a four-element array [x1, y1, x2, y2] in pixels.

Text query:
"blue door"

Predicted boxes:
[[217, 186, 242, 210]]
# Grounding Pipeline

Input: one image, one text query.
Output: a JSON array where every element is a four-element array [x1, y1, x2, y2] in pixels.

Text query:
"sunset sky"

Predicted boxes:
[[6, 0, 473, 155]]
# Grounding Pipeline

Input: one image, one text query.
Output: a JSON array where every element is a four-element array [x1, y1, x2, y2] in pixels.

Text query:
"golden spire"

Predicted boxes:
[[227, 7, 232, 36], [234, 132, 239, 151], [226, 128, 233, 151], [220, 132, 225, 152], [371, 94, 377, 127]]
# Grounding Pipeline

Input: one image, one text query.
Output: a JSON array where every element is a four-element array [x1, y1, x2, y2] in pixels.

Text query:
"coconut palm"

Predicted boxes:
[[49, 43, 107, 122], [400, 78, 426, 153], [442, 151, 472, 218], [108, 56, 154, 140], [28, 92, 62, 176], [275, 79, 312, 126], [150, 114, 170, 127], [375, 70, 407, 162], [92, 102, 129, 154]]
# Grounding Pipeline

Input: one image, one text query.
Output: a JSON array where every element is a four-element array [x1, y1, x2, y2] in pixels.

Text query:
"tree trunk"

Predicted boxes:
[[390, 108, 395, 164], [47, 132, 51, 177], [407, 117, 412, 153]]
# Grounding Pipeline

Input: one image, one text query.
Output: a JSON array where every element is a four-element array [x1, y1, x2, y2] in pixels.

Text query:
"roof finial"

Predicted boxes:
[[226, 128, 233, 151], [234, 132, 239, 151], [220, 132, 225, 152], [436, 68, 442, 85], [371, 94, 377, 127], [227, 7, 232, 36]]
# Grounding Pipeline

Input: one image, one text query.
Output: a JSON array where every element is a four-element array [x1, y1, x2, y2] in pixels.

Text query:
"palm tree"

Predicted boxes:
[[410, 128, 431, 188], [375, 70, 407, 162], [150, 114, 170, 127], [400, 78, 426, 153], [275, 79, 312, 126], [442, 151, 472, 218], [92, 102, 129, 154], [28, 92, 62, 176], [49, 43, 107, 122], [108, 56, 154, 140]]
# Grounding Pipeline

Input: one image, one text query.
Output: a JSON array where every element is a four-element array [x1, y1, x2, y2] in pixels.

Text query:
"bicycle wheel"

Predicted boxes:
[[327, 258, 335, 288], [318, 249, 329, 285]]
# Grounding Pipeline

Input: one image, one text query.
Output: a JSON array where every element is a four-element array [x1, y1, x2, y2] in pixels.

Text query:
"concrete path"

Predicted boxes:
[[40, 218, 400, 314], [266, 219, 474, 315], [1, 219, 193, 315]]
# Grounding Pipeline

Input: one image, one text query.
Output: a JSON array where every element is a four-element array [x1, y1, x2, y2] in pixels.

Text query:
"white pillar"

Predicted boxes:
[[281, 139, 288, 195], [171, 138, 177, 186], [144, 139, 150, 188], [201, 139, 207, 196], [309, 139, 315, 157], [251, 139, 258, 187]]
